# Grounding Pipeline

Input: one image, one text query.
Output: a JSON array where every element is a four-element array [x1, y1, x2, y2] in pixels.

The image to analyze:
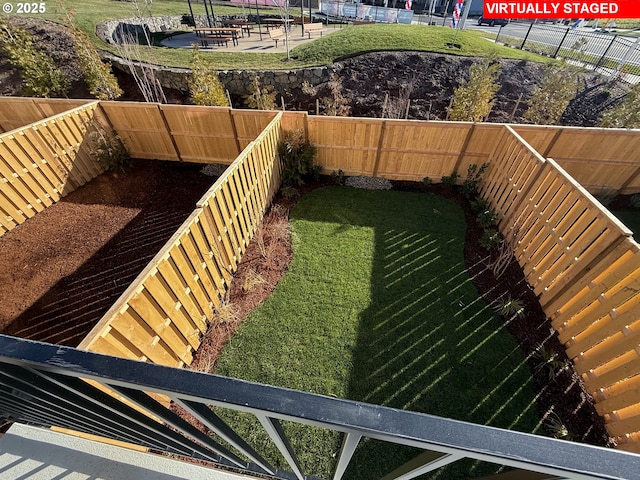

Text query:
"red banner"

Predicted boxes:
[[483, 1, 640, 19]]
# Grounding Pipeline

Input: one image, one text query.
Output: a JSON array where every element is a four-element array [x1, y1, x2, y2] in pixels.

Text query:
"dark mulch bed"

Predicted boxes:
[[0, 159, 215, 346]]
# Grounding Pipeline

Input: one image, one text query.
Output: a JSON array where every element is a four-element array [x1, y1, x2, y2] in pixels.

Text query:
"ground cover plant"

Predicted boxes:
[[213, 186, 543, 479]]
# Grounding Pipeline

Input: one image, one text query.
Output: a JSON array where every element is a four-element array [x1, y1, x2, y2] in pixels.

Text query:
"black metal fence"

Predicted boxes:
[[1, 334, 639, 480], [494, 23, 640, 82]]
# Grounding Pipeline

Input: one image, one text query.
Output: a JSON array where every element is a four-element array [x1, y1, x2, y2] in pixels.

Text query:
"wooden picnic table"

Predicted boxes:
[[219, 19, 256, 37], [195, 27, 242, 46], [261, 18, 294, 31]]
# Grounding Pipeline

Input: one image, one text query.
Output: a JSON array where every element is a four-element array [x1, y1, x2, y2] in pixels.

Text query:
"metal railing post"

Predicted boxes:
[[613, 36, 640, 78], [596, 34, 618, 70], [553, 27, 570, 58], [520, 22, 534, 50]]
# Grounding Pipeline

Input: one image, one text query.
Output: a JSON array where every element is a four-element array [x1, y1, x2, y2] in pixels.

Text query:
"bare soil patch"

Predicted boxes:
[[0, 159, 215, 346]]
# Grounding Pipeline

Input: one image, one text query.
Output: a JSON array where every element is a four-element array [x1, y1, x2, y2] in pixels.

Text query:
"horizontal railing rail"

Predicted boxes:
[[0, 335, 638, 480]]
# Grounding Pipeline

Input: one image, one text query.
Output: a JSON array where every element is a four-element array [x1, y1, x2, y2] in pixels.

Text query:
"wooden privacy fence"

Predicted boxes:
[[480, 126, 640, 452], [3, 97, 640, 450], [78, 112, 283, 368], [0, 97, 94, 133], [98, 102, 277, 164], [0, 102, 106, 237], [280, 113, 640, 195]]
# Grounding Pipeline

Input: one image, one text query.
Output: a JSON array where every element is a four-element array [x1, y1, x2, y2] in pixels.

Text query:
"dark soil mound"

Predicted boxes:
[[300, 51, 630, 126]]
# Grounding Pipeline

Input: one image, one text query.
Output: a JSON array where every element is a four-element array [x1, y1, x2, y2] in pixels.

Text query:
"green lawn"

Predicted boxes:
[[38, 0, 550, 69], [215, 186, 542, 479]]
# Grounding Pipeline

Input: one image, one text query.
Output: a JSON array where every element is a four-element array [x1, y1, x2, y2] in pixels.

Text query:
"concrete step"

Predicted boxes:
[[0, 423, 254, 480]]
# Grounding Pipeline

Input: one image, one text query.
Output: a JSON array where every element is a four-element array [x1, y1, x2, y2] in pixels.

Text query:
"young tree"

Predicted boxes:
[[302, 74, 350, 116], [188, 45, 229, 107], [0, 18, 69, 97], [244, 75, 277, 110], [447, 57, 501, 122], [600, 83, 640, 129], [270, 0, 292, 61], [113, 0, 167, 103], [63, 9, 123, 100], [523, 65, 580, 125]]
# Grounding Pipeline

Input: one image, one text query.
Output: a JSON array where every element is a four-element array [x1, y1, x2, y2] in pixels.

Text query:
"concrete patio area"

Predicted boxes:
[[160, 24, 337, 53]]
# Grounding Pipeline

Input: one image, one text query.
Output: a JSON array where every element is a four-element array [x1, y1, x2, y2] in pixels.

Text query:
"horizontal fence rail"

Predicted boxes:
[[1, 335, 640, 480], [0, 102, 105, 237], [77, 112, 284, 367]]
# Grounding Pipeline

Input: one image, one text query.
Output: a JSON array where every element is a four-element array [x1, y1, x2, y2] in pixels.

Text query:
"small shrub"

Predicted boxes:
[[470, 196, 491, 215], [600, 82, 640, 129], [544, 412, 574, 440], [630, 194, 640, 209], [331, 169, 346, 185], [213, 298, 240, 326], [447, 57, 501, 122], [88, 129, 131, 172], [188, 44, 229, 107], [476, 209, 500, 228], [480, 229, 502, 250], [311, 165, 323, 182], [242, 269, 266, 292], [302, 73, 351, 117], [422, 176, 432, 186], [278, 129, 317, 187], [66, 10, 122, 100], [535, 345, 571, 381], [523, 64, 580, 125], [462, 163, 490, 199], [0, 18, 69, 97], [244, 75, 277, 110], [281, 185, 300, 199], [441, 171, 459, 186], [492, 295, 524, 318]]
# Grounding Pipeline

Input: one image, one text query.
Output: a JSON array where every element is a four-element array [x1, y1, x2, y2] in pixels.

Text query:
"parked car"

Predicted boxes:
[[477, 17, 509, 26]]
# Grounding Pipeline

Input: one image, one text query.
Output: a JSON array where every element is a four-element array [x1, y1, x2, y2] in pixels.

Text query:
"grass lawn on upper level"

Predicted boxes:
[[214, 186, 542, 479], [40, 0, 551, 69]]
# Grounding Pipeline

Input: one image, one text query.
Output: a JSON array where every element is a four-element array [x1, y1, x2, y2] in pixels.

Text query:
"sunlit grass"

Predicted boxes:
[[215, 186, 541, 479], [35, 1, 550, 69]]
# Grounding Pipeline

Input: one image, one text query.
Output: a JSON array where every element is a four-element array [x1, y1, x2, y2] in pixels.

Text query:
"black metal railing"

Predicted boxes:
[[0, 334, 638, 480]]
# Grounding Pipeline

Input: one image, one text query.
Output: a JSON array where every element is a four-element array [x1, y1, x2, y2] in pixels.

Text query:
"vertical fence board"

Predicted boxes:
[[0, 103, 102, 237], [80, 113, 284, 374]]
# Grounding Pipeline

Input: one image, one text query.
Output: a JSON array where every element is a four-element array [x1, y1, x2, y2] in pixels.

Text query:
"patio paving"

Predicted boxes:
[[161, 25, 336, 53]]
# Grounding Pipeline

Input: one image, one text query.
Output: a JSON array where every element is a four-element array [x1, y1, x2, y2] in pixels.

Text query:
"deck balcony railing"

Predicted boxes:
[[0, 334, 639, 480]]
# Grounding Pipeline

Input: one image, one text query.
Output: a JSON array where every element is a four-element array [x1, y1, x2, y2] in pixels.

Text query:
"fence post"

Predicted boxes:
[[553, 27, 571, 58], [495, 24, 503, 43], [595, 34, 618, 70], [520, 22, 534, 50], [613, 36, 640, 78]]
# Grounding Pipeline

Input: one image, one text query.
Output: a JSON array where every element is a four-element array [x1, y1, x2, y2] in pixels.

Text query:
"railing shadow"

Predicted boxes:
[[335, 188, 541, 479], [0, 160, 217, 347]]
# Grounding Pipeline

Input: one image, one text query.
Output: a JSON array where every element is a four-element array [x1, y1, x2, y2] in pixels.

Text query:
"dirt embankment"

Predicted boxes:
[[0, 17, 630, 126]]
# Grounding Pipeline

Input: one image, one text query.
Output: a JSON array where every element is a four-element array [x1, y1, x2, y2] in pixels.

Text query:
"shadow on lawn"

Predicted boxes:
[[339, 190, 541, 480]]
